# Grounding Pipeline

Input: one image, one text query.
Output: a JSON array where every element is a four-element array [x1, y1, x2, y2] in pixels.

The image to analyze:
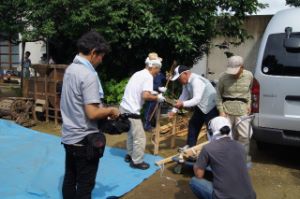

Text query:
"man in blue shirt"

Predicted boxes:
[[143, 72, 166, 131], [60, 31, 119, 199]]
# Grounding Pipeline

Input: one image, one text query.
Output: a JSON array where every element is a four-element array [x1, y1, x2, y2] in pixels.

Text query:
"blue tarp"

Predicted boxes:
[[0, 119, 162, 199]]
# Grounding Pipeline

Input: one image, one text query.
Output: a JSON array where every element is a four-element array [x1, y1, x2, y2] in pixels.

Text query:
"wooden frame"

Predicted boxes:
[[26, 64, 67, 126], [153, 103, 174, 154], [152, 103, 207, 155], [152, 103, 190, 155]]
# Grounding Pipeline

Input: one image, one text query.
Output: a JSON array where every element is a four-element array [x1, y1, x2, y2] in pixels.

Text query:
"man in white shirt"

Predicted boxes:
[[169, 65, 218, 147], [120, 52, 166, 170]]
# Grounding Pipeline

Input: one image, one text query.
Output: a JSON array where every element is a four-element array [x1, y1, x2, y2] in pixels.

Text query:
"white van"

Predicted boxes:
[[252, 8, 300, 147]]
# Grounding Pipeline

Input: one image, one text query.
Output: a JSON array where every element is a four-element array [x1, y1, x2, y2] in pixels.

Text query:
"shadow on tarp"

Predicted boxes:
[[0, 119, 162, 199]]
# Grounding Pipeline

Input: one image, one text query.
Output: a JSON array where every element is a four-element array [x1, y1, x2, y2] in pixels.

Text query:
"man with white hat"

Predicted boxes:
[[120, 52, 166, 170], [190, 116, 256, 199], [216, 55, 253, 162], [168, 65, 218, 147], [206, 116, 233, 142]]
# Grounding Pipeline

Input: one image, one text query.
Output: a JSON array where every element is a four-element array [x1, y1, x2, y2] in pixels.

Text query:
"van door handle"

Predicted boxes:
[[285, 96, 300, 101]]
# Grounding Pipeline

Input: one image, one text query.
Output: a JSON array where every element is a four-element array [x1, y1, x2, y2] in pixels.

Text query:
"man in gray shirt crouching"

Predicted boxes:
[[190, 116, 256, 199], [60, 31, 119, 199]]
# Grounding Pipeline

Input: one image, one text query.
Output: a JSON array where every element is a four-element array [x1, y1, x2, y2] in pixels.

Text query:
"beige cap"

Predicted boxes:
[[226, 55, 243, 75], [145, 52, 162, 68]]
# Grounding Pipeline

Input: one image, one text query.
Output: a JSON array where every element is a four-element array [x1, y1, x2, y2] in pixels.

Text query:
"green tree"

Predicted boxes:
[[3, 0, 265, 80], [286, 0, 300, 6], [0, 0, 29, 43]]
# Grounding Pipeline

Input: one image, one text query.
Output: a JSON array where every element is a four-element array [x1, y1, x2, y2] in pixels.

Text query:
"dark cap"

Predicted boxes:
[[171, 65, 190, 81]]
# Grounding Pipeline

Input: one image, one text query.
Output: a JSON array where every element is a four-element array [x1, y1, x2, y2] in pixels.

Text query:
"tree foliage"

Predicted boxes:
[[0, 0, 30, 43], [286, 0, 300, 6], [1, 0, 265, 79], [104, 78, 129, 104]]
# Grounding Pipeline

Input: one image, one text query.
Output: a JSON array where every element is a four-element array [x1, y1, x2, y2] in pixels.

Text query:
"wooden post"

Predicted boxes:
[[153, 103, 161, 155], [20, 41, 25, 96], [170, 115, 177, 148], [45, 68, 49, 123], [34, 69, 37, 106], [32, 100, 37, 122], [54, 66, 58, 126], [8, 40, 12, 70], [22, 79, 29, 97]]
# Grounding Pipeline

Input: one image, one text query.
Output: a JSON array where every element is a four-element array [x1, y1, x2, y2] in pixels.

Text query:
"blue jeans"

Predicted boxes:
[[187, 107, 218, 147], [189, 177, 213, 199]]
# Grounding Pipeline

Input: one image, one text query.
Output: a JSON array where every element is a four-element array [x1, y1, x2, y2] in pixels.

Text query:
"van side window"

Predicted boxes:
[[262, 33, 300, 76]]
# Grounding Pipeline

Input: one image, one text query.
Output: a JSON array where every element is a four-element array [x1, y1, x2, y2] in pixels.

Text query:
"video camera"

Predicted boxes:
[[98, 113, 131, 135]]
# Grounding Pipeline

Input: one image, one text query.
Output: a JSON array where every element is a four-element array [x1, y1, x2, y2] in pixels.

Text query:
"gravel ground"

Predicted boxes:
[[32, 122, 300, 199]]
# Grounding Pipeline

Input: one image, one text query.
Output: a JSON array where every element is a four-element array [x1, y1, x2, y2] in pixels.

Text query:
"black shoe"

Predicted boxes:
[[124, 154, 132, 163], [130, 161, 150, 170]]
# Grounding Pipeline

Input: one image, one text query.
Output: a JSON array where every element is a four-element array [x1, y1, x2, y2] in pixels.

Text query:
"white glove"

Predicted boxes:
[[157, 93, 166, 102], [158, 87, 167, 93], [151, 90, 159, 95]]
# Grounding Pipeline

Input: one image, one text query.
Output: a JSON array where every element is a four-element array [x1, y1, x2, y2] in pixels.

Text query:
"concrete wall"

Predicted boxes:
[[191, 54, 207, 77], [207, 15, 272, 80]]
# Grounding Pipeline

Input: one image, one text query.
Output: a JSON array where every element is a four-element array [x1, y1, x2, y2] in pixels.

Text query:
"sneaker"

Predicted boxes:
[[130, 161, 150, 170], [124, 154, 132, 163]]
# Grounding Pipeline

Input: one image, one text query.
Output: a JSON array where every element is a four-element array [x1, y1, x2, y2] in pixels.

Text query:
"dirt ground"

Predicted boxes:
[[32, 122, 300, 199]]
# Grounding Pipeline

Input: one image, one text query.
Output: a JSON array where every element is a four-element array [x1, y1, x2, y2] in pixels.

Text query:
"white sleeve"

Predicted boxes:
[[142, 76, 153, 92], [182, 78, 204, 107]]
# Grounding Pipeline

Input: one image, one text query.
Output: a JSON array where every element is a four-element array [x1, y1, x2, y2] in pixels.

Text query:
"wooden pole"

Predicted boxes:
[[20, 41, 25, 96], [153, 103, 161, 155], [54, 66, 58, 126], [155, 140, 208, 166], [170, 115, 177, 148]]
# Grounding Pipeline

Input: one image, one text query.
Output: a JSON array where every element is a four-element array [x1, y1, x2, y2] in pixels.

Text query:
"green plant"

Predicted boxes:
[[103, 78, 128, 105]]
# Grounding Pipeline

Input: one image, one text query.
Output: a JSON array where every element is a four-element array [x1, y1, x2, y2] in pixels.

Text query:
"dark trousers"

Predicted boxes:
[[62, 144, 100, 199], [187, 107, 219, 147], [144, 101, 157, 130]]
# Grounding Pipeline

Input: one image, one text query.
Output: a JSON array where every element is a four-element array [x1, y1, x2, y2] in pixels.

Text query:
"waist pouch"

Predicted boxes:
[[83, 132, 106, 160]]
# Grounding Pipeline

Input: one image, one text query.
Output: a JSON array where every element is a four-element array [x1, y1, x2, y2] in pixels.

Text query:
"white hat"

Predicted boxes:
[[171, 65, 190, 81], [208, 116, 232, 141], [226, 55, 243, 75]]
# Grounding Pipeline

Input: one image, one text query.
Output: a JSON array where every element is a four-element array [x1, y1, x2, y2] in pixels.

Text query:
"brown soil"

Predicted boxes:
[[32, 122, 300, 199]]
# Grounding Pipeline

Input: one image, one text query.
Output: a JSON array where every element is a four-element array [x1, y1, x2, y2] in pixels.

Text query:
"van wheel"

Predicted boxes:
[[256, 141, 267, 150]]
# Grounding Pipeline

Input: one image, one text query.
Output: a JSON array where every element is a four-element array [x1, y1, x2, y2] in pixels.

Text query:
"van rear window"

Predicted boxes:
[[262, 33, 300, 76]]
